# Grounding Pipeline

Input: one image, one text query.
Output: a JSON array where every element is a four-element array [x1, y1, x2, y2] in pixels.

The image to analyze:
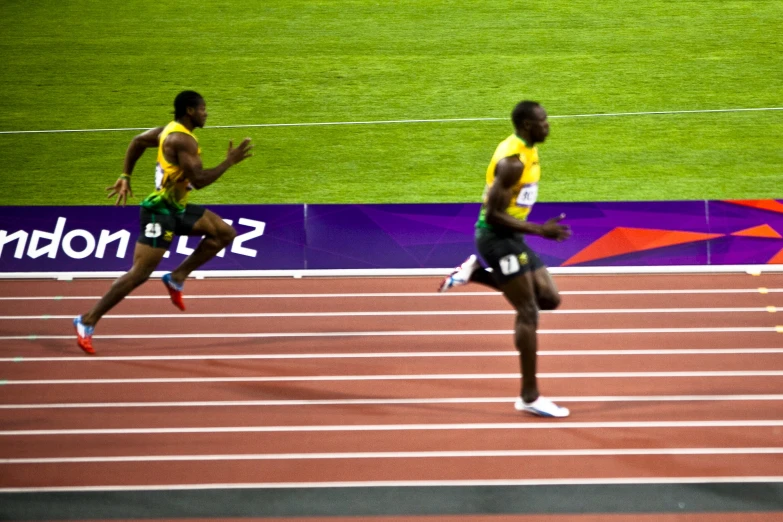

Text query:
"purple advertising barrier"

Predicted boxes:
[[304, 204, 480, 269], [530, 200, 783, 266], [705, 200, 783, 265], [525, 201, 717, 267], [2, 200, 782, 274], [0, 205, 306, 273], [303, 201, 783, 269], [304, 202, 721, 269]]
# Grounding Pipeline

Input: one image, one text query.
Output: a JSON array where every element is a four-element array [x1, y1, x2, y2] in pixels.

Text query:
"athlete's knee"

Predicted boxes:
[[537, 291, 561, 311], [513, 304, 538, 353], [533, 269, 561, 310], [215, 222, 237, 247], [126, 263, 156, 286], [514, 301, 539, 329]]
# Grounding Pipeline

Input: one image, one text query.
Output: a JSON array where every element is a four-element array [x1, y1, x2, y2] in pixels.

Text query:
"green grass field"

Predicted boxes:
[[0, 0, 780, 206]]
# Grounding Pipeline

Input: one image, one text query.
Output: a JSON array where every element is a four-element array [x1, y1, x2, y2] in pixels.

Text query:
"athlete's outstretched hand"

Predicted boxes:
[[106, 176, 133, 207], [226, 138, 254, 166], [540, 213, 571, 242]]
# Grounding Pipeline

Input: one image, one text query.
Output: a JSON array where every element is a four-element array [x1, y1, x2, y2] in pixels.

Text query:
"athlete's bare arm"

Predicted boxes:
[[165, 133, 253, 189], [484, 156, 571, 241], [106, 126, 165, 207]]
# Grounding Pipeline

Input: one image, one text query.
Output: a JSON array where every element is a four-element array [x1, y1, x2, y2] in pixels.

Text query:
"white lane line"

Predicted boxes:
[[2, 292, 480, 301], [1, 288, 781, 300], [4, 420, 783, 436], [16, 311, 519, 320], [3, 476, 782, 493], [1, 395, 781, 410], [2, 307, 780, 320], [1, 106, 780, 135], [3, 447, 782, 464], [3, 347, 782, 362], [3, 371, 783, 385], [2, 327, 780, 341]]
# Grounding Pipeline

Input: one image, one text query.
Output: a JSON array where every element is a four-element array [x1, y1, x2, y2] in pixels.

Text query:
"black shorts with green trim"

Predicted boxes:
[[137, 204, 206, 249], [475, 226, 545, 284]]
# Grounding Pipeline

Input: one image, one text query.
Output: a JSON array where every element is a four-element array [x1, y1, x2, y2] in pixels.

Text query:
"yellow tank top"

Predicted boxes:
[[476, 134, 541, 229], [141, 121, 201, 213]]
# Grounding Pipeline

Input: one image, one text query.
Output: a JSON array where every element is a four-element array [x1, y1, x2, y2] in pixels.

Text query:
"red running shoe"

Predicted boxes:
[[73, 316, 96, 355], [162, 273, 186, 311]]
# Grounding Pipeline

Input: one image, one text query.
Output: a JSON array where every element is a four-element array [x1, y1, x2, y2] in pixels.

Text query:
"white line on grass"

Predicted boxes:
[[2, 476, 782, 493], [3, 347, 782, 362], [1, 394, 781, 410], [3, 370, 782, 385], [3, 447, 782, 465], [3, 420, 783, 436], [0, 288, 781, 300], [1, 107, 780, 135]]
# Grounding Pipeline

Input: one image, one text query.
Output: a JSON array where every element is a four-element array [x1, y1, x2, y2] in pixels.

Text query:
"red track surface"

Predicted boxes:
[[1, 273, 782, 520]]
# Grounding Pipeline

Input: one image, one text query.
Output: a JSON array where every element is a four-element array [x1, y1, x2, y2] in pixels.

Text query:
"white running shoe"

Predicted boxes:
[[438, 254, 479, 292], [514, 396, 570, 418]]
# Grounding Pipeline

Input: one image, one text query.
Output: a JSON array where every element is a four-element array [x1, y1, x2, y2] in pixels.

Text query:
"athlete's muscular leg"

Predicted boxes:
[[170, 210, 236, 284], [467, 261, 558, 305], [469, 268, 501, 290], [532, 266, 561, 310], [498, 271, 541, 403], [81, 243, 167, 326]]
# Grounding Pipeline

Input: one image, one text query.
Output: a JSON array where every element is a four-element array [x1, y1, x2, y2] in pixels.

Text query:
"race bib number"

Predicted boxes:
[[499, 254, 520, 275], [144, 223, 162, 238], [515, 183, 538, 207]]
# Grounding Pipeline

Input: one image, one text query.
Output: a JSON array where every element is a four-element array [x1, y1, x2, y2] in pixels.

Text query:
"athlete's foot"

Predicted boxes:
[[438, 254, 479, 292], [162, 273, 186, 311], [514, 396, 570, 418], [73, 315, 96, 355]]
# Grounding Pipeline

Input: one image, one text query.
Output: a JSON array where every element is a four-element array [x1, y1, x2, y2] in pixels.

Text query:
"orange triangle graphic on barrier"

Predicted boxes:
[[768, 248, 783, 265], [726, 200, 783, 214], [731, 224, 782, 239], [562, 227, 723, 266]]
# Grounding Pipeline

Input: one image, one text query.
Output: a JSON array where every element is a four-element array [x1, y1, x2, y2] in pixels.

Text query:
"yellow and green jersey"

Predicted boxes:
[[141, 121, 201, 214], [476, 134, 541, 230]]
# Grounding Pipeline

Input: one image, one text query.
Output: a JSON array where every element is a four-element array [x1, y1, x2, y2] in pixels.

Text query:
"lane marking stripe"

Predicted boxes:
[[3, 347, 783, 362], [4, 420, 783, 436], [2, 476, 783, 493], [1, 327, 779, 341], [3, 371, 783, 385], [1, 288, 782, 300], [4, 447, 783, 464], [1, 394, 782, 409], [2, 306, 782, 320]]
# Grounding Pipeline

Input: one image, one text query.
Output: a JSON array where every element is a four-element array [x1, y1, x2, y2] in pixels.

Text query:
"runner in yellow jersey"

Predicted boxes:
[[73, 91, 253, 354], [439, 101, 572, 417]]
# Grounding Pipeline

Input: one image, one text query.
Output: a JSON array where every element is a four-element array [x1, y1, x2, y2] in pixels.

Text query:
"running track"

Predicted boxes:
[[1, 273, 782, 520]]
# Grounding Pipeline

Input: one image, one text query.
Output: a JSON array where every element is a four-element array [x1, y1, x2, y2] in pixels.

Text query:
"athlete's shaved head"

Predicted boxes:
[[174, 91, 205, 120], [511, 101, 549, 144], [511, 101, 541, 129]]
